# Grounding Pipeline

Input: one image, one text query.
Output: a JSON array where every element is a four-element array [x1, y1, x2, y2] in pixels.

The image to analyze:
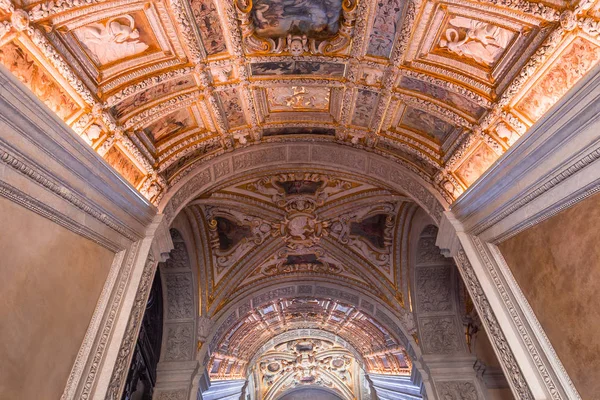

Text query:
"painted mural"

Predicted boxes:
[[0, 42, 79, 121], [350, 214, 388, 249], [251, 0, 342, 39], [190, 0, 228, 55], [400, 107, 455, 143], [351, 90, 378, 127], [218, 88, 247, 129], [250, 61, 345, 76], [214, 217, 252, 251], [455, 143, 498, 186], [267, 86, 330, 111], [143, 107, 196, 142], [104, 145, 144, 187], [398, 76, 486, 118], [74, 13, 155, 66], [111, 75, 196, 119], [262, 127, 336, 136], [366, 0, 404, 58], [516, 37, 600, 122]]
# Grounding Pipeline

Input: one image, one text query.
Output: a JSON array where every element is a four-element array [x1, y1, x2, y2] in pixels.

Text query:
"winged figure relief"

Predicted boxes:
[[76, 15, 149, 65], [439, 17, 512, 66]]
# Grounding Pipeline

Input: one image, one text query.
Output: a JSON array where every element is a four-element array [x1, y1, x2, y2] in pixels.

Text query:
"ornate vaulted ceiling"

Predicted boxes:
[[1, 0, 599, 204], [182, 171, 418, 318], [167, 170, 424, 384]]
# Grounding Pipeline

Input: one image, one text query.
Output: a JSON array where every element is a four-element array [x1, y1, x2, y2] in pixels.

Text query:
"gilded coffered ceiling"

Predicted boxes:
[[1, 0, 599, 203]]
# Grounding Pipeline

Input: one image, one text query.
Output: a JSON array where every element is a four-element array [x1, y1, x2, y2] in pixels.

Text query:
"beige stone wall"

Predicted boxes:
[[0, 197, 115, 399], [499, 192, 600, 400]]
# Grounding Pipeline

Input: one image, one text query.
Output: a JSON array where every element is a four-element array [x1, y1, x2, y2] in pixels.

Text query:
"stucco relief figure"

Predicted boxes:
[[286, 34, 309, 56], [439, 17, 512, 66], [76, 15, 149, 65], [495, 122, 520, 145]]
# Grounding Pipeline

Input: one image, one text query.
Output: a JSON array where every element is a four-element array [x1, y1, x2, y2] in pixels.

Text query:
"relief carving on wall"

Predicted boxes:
[[420, 316, 463, 354], [164, 323, 194, 361], [165, 273, 194, 319], [416, 266, 453, 313], [436, 380, 479, 400]]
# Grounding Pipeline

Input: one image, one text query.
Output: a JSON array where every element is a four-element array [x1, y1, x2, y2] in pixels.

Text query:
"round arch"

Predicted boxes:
[[159, 142, 448, 225], [200, 279, 422, 369]]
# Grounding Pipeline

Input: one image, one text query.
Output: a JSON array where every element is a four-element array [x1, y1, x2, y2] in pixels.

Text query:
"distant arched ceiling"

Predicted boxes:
[[1, 0, 599, 203], [208, 298, 412, 380]]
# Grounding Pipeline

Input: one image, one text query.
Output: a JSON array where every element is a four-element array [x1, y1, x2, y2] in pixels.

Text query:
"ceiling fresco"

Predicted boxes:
[[1, 0, 599, 203]]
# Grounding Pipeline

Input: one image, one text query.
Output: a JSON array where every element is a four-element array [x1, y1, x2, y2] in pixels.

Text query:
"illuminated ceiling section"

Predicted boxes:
[[1, 0, 599, 203], [208, 299, 411, 382]]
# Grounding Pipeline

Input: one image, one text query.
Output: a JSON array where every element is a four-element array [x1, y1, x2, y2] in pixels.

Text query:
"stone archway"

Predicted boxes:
[[149, 143, 520, 400]]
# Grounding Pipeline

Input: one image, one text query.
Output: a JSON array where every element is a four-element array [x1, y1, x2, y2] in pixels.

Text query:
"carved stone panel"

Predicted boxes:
[[164, 323, 194, 361], [436, 380, 479, 400], [419, 316, 463, 354], [165, 272, 194, 319], [416, 237, 447, 264], [156, 388, 188, 400], [416, 265, 453, 313]]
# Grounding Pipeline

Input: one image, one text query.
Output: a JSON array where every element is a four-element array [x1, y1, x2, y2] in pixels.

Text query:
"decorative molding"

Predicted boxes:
[[454, 249, 535, 399], [105, 254, 158, 400]]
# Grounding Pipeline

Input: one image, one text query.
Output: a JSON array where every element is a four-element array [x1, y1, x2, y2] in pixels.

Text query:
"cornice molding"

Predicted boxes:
[[451, 64, 600, 243], [0, 66, 155, 249]]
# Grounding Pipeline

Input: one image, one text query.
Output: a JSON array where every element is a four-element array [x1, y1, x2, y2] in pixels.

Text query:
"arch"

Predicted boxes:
[[159, 142, 448, 225], [277, 387, 345, 400]]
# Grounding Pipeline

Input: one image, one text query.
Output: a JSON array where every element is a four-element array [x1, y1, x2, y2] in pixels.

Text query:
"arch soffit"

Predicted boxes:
[[199, 279, 422, 369], [159, 142, 448, 225]]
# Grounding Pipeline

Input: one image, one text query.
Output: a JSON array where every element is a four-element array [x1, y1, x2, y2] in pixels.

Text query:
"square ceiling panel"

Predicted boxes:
[[54, 2, 186, 86], [404, 0, 548, 96]]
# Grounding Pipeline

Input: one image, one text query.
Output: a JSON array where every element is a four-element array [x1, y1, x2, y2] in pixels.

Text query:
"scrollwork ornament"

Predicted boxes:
[[10, 9, 29, 31]]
